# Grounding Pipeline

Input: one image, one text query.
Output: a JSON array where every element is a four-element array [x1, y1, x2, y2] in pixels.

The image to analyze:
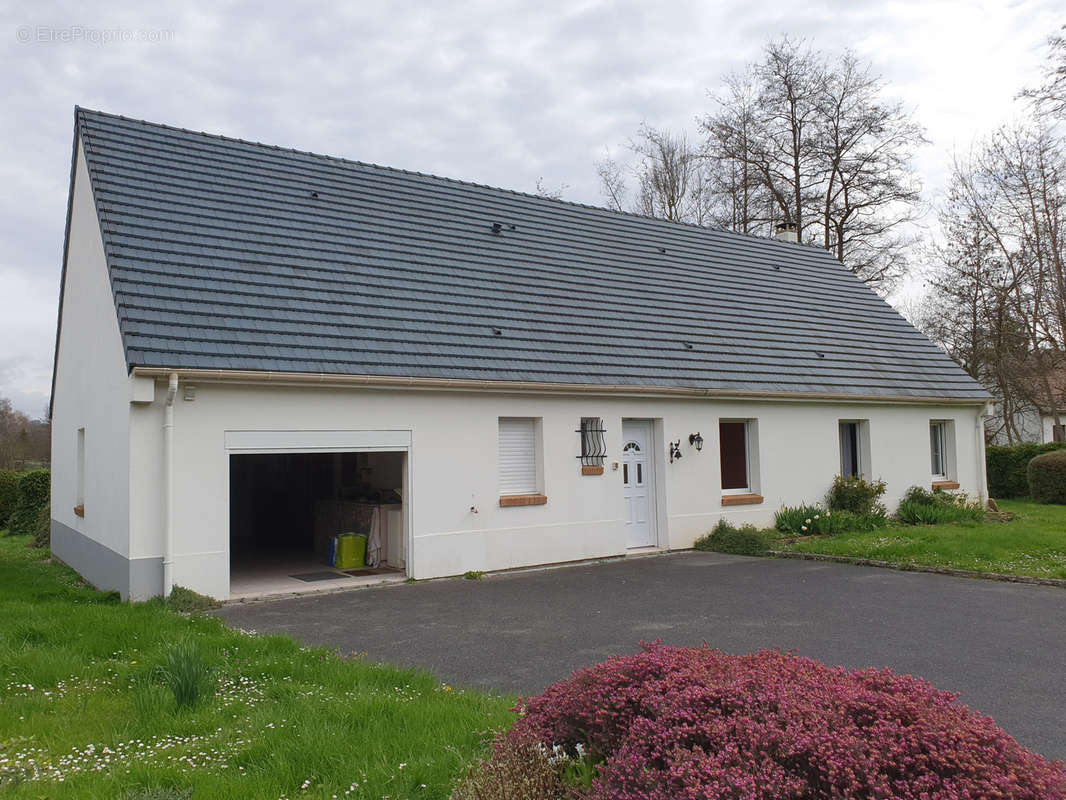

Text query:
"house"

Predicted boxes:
[[987, 369, 1066, 445], [50, 108, 992, 601]]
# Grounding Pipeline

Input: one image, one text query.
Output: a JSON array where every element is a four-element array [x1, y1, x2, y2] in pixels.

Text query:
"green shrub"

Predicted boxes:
[[154, 639, 215, 709], [8, 469, 49, 537], [694, 519, 771, 556], [774, 505, 823, 533], [896, 485, 984, 525], [1027, 450, 1066, 504], [776, 503, 888, 536], [0, 469, 19, 528], [159, 585, 221, 612], [826, 474, 886, 515], [987, 442, 1066, 498], [30, 504, 50, 548]]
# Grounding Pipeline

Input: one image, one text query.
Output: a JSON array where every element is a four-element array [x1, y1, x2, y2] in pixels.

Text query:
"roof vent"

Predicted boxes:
[[492, 327, 502, 336], [682, 342, 694, 350], [775, 222, 798, 243], [658, 247, 667, 254], [815, 351, 825, 358], [492, 222, 503, 234], [310, 191, 319, 198]]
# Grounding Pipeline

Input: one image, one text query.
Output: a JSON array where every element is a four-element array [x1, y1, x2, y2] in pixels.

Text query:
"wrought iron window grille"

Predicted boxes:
[[577, 418, 607, 466]]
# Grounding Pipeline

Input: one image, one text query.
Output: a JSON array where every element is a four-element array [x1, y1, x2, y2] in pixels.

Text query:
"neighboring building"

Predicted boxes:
[[987, 370, 1066, 445], [51, 108, 992, 601]]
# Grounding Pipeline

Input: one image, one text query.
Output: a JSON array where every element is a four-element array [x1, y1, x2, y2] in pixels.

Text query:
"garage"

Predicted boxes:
[[228, 450, 407, 598]]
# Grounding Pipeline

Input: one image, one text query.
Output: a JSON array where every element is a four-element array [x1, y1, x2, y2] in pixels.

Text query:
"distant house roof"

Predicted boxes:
[[68, 107, 989, 403]]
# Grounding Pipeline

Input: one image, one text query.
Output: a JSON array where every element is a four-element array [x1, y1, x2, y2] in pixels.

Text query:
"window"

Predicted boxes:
[[1054, 424, 1066, 443], [930, 422, 947, 478], [839, 422, 861, 477], [498, 417, 538, 495], [719, 420, 750, 492], [578, 418, 606, 467]]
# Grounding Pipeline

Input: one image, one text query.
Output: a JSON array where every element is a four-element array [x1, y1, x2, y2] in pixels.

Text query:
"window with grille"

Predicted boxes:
[[578, 418, 606, 467]]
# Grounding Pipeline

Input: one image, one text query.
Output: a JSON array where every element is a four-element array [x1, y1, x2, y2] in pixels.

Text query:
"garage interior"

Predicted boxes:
[[229, 451, 406, 599]]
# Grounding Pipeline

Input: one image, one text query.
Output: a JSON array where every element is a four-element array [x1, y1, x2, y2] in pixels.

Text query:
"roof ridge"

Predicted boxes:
[[74, 105, 831, 256]]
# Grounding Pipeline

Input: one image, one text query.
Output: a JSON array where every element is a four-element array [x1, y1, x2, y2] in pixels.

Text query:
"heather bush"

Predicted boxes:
[[897, 486, 984, 525], [693, 519, 770, 555], [504, 644, 1066, 800], [0, 469, 19, 528], [826, 474, 887, 515], [1028, 450, 1066, 504], [8, 469, 49, 537], [987, 442, 1066, 498]]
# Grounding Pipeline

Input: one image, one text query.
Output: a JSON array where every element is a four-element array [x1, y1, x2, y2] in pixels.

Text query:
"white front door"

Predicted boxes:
[[622, 420, 656, 548]]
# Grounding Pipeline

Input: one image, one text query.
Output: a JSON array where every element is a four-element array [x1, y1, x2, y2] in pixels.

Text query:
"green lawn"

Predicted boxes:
[[0, 534, 514, 799], [783, 500, 1066, 579]]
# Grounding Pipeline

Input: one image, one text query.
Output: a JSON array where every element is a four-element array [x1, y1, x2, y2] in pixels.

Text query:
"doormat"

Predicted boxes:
[[289, 571, 351, 582], [343, 567, 401, 577]]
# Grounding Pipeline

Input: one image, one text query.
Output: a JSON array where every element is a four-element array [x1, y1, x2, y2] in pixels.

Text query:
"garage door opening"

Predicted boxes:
[[229, 451, 407, 599]]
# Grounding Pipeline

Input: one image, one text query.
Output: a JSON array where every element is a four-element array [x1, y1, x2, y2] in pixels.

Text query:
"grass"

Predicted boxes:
[[0, 532, 515, 799], [782, 500, 1066, 579]]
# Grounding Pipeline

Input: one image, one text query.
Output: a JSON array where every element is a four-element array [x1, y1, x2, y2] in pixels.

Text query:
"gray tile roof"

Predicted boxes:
[[73, 107, 989, 402]]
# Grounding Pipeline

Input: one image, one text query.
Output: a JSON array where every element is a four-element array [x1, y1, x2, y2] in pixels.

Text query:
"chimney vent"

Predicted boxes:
[[775, 222, 798, 243]]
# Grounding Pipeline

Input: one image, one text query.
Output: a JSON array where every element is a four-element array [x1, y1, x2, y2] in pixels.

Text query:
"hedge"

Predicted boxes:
[[8, 469, 50, 537], [0, 469, 19, 529], [986, 442, 1066, 498], [1028, 450, 1066, 504]]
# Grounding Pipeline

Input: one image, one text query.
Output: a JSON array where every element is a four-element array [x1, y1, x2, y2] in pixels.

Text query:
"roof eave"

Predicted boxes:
[[130, 366, 993, 406]]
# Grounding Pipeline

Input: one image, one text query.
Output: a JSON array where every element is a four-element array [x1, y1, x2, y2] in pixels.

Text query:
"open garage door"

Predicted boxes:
[[229, 450, 406, 599]]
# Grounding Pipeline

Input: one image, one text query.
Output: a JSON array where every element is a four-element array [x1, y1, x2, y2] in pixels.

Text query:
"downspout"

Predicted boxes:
[[976, 402, 991, 506], [162, 372, 178, 596]]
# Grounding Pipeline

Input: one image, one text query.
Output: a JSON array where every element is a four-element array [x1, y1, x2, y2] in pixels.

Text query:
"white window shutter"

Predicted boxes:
[[499, 418, 537, 494]]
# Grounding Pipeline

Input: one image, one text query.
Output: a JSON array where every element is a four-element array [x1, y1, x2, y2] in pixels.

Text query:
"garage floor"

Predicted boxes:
[[229, 554, 404, 600]]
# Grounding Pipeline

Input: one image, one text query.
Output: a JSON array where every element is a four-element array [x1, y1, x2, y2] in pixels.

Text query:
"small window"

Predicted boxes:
[[1053, 424, 1066, 443], [930, 422, 947, 478], [498, 418, 538, 495], [76, 427, 85, 507], [578, 418, 606, 467], [719, 421, 750, 492], [839, 422, 861, 478]]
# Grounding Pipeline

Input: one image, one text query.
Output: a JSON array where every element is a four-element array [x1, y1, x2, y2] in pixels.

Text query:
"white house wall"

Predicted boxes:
[[50, 137, 137, 594], [127, 380, 985, 600]]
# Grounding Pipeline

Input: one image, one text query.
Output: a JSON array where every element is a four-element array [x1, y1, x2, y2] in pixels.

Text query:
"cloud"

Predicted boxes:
[[1, 0, 1062, 407]]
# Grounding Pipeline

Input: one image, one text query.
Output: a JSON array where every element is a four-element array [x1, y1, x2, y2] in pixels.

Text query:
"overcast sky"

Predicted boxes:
[[1, 1, 1061, 416]]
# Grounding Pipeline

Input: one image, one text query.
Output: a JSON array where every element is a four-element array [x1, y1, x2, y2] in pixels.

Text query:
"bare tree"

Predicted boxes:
[[1019, 26, 1066, 119], [594, 125, 707, 223], [534, 177, 569, 201], [0, 395, 51, 469], [920, 124, 1066, 439], [700, 36, 925, 288]]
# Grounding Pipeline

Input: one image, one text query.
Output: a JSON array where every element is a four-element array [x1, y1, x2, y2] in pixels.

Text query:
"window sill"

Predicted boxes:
[[721, 493, 763, 506], [932, 480, 960, 491], [581, 465, 604, 476], [73, 504, 85, 518], [499, 494, 548, 507]]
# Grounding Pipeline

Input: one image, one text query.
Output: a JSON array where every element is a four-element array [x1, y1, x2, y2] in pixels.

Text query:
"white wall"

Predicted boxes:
[[127, 379, 986, 599], [50, 137, 132, 559]]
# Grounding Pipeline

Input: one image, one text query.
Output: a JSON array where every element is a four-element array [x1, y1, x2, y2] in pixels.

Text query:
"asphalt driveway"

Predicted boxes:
[[216, 552, 1066, 760]]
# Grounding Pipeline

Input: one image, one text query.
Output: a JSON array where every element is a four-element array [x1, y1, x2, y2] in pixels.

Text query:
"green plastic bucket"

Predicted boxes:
[[334, 533, 367, 569]]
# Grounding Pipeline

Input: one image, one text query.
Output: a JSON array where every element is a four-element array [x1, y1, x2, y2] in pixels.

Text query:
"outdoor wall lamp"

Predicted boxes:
[[669, 440, 683, 463], [688, 432, 704, 451]]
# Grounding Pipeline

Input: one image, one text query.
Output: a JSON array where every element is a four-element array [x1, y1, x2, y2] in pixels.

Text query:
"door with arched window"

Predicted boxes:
[[622, 419, 656, 548]]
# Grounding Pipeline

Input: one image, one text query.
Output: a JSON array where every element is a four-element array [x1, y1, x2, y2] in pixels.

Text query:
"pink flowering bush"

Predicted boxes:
[[502, 644, 1066, 799]]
